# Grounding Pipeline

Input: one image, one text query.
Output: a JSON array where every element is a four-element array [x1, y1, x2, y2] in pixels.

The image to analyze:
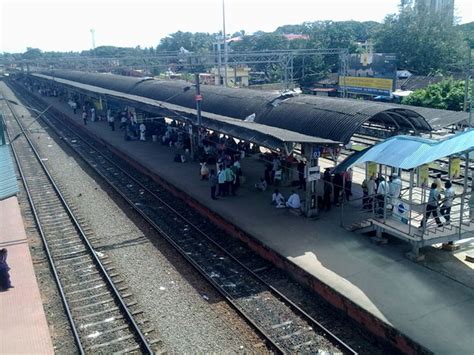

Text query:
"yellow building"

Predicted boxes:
[[209, 66, 250, 87]]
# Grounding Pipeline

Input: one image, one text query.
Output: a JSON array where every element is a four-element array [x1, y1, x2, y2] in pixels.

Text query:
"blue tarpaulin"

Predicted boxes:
[[0, 144, 19, 200], [335, 129, 474, 172]]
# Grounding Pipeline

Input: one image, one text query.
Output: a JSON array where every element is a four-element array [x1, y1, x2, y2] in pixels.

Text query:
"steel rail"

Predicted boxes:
[[2, 96, 154, 355], [1, 97, 86, 354], [15, 85, 357, 354]]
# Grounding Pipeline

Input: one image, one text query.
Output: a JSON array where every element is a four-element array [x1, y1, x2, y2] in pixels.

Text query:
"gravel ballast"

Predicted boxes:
[[1, 82, 267, 354]]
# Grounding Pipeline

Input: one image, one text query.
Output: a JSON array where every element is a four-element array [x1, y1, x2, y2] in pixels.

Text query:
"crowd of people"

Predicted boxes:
[[30, 79, 474, 226]]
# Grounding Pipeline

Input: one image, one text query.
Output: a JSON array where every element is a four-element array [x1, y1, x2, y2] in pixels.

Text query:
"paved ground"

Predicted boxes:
[[0, 196, 54, 354], [35, 91, 474, 354]]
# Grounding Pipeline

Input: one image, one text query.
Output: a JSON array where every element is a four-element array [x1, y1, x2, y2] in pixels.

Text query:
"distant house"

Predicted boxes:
[[307, 73, 339, 97], [209, 66, 251, 87], [397, 73, 464, 91]]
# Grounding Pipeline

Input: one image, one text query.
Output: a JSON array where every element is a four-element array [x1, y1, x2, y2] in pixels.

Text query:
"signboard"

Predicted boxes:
[[392, 198, 410, 224], [339, 76, 393, 96], [307, 166, 320, 182], [449, 158, 461, 179], [339, 53, 397, 97], [417, 164, 429, 188], [367, 161, 377, 179], [311, 146, 321, 159]]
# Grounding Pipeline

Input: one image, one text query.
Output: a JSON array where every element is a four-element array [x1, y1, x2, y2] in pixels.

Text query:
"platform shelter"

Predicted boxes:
[[23, 71, 471, 219], [335, 130, 474, 257]]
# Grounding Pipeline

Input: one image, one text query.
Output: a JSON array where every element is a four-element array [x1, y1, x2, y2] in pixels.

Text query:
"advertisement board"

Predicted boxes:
[[367, 161, 378, 179], [339, 53, 397, 97], [392, 198, 410, 224], [417, 164, 430, 188], [449, 158, 461, 179], [307, 166, 321, 181]]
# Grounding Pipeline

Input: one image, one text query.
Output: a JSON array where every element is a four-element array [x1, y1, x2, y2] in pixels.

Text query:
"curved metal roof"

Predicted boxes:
[[41, 70, 468, 143], [335, 128, 474, 171], [33, 73, 340, 152]]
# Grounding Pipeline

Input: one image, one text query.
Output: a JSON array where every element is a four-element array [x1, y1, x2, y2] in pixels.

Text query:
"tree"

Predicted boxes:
[[458, 22, 474, 48], [156, 31, 215, 53], [401, 79, 470, 111], [22, 47, 43, 60], [374, 4, 468, 74]]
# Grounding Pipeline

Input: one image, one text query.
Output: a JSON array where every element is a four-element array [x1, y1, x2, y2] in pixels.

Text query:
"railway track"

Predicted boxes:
[[9, 82, 358, 354], [1, 97, 161, 354]]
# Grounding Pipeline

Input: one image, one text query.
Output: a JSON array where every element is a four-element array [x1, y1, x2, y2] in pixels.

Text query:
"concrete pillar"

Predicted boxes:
[[303, 143, 319, 217]]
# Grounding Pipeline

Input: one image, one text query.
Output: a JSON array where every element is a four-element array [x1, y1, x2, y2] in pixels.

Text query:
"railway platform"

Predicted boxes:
[[14, 87, 474, 354], [0, 196, 54, 354]]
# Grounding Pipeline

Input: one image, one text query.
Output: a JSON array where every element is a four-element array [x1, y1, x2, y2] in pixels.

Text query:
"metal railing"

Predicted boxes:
[[340, 190, 473, 242]]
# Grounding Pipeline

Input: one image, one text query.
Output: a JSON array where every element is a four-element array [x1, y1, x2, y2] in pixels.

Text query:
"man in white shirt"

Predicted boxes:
[[271, 189, 285, 208], [376, 177, 388, 213], [389, 174, 402, 199], [139, 123, 146, 141], [440, 181, 454, 225], [286, 191, 301, 209]]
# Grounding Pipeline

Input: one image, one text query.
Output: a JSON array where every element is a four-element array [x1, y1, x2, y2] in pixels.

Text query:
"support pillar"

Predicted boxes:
[[303, 143, 319, 218]]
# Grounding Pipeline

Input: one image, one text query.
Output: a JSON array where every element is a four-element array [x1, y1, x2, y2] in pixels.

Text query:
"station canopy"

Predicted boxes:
[[33, 71, 469, 144], [31, 73, 339, 151], [335, 129, 474, 172]]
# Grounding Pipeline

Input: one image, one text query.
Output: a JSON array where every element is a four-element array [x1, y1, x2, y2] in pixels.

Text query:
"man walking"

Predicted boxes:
[[440, 181, 454, 225], [420, 183, 443, 228]]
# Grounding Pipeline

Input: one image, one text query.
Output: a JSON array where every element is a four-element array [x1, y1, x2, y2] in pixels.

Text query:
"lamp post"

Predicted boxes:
[[90, 29, 96, 53], [194, 73, 202, 145], [222, 0, 228, 87]]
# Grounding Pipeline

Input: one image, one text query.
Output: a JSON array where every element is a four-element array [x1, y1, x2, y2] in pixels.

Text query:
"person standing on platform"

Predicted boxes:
[[440, 181, 454, 225], [388, 174, 402, 209], [333, 172, 343, 206], [469, 190, 474, 221], [225, 165, 236, 196], [362, 178, 369, 209], [217, 166, 226, 197], [0, 248, 12, 291], [209, 169, 218, 200], [323, 168, 332, 211], [271, 156, 281, 184], [82, 110, 88, 125], [420, 183, 443, 228], [120, 114, 128, 130], [391, 174, 402, 198], [366, 175, 376, 210], [376, 177, 388, 214], [343, 168, 353, 200], [286, 191, 301, 209], [108, 114, 115, 131], [90, 107, 96, 122], [297, 160, 306, 190], [139, 122, 146, 141]]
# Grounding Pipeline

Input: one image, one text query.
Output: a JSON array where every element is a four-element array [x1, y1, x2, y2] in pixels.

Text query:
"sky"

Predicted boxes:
[[0, 0, 472, 53]]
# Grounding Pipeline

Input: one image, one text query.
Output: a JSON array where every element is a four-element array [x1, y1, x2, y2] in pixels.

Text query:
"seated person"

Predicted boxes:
[[255, 178, 268, 191], [271, 189, 285, 208], [286, 191, 301, 209]]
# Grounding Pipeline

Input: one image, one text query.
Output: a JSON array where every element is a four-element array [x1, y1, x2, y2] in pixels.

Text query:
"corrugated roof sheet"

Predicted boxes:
[[0, 144, 19, 200], [33, 74, 340, 151], [335, 129, 474, 171], [33, 71, 469, 143]]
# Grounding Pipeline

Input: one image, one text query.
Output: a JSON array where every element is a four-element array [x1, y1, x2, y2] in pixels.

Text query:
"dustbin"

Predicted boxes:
[[152, 135, 158, 142]]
